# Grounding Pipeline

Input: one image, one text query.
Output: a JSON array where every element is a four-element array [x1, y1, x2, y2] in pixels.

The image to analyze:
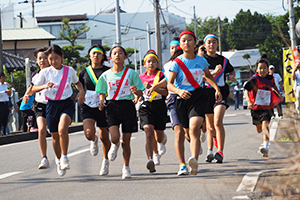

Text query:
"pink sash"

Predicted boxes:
[[45, 65, 69, 100]]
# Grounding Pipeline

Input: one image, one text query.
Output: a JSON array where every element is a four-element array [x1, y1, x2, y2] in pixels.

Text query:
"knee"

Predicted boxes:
[[214, 119, 223, 128]]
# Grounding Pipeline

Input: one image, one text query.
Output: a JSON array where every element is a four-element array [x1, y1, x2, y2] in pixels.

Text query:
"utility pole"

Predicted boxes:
[[134, 37, 137, 72], [288, 0, 297, 49], [154, 0, 162, 68], [165, 0, 168, 12], [0, 8, 3, 73], [147, 23, 151, 50], [193, 6, 197, 38], [139, 39, 142, 74], [32, 0, 34, 18], [17, 12, 23, 28], [115, 0, 121, 46], [217, 16, 222, 55]]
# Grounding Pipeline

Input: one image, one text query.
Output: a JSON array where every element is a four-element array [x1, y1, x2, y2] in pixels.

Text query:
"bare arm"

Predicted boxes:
[[98, 93, 106, 111], [167, 71, 191, 99], [245, 90, 253, 109], [74, 81, 85, 105], [147, 78, 168, 96], [32, 82, 54, 93]]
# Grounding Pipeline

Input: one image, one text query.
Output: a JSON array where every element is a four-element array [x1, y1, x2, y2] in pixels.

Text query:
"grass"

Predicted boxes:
[[277, 137, 294, 142]]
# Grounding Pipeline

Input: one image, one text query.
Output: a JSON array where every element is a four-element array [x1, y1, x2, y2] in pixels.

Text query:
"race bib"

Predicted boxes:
[[182, 69, 203, 86], [108, 86, 131, 99], [84, 90, 100, 108], [45, 84, 72, 100], [143, 89, 162, 101], [255, 89, 271, 106]]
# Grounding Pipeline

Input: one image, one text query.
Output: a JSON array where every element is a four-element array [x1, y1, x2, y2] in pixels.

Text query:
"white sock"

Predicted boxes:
[[207, 150, 213, 155], [263, 141, 269, 150], [124, 165, 130, 170], [61, 154, 68, 160]]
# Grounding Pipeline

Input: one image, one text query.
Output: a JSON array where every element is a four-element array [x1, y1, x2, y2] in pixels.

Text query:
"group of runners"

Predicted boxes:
[[22, 30, 281, 179]]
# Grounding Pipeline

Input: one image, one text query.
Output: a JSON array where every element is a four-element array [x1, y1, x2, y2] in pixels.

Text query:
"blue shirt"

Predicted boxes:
[[20, 95, 35, 111], [169, 55, 209, 91]]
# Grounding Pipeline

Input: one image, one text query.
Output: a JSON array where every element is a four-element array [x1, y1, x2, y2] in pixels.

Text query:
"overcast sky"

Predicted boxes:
[[0, 0, 293, 23]]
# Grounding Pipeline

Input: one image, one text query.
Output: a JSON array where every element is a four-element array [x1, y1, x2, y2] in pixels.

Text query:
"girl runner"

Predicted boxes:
[[23, 47, 50, 169], [203, 34, 236, 164], [139, 50, 168, 173], [96, 46, 144, 179], [244, 54, 282, 157], [32, 44, 85, 176], [168, 30, 222, 175], [79, 44, 111, 175]]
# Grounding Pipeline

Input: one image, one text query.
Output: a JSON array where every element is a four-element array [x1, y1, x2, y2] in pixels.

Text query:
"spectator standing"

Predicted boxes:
[[269, 65, 284, 118], [0, 72, 11, 136], [292, 61, 300, 115], [234, 83, 242, 110]]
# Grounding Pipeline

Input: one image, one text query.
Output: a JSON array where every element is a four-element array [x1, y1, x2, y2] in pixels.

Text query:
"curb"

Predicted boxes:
[[0, 124, 83, 146]]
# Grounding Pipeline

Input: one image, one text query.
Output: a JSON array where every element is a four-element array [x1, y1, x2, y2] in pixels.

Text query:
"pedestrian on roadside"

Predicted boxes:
[[32, 44, 85, 176], [0, 72, 11, 136], [96, 46, 145, 179], [269, 65, 284, 119], [203, 34, 236, 164], [168, 30, 222, 175], [139, 50, 168, 173], [234, 82, 242, 110], [17, 96, 37, 132], [292, 61, 300, 115], [244, 54, 282, 157], [79, 44, 111, 176]]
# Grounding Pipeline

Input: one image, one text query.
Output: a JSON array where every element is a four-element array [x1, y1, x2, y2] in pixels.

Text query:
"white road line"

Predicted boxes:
[[269, 121, 278, 141], [68, 148, 89, 157], [225, 114, 237, 117], [236, 171, 264, 192], [0, 171, 24, 180]]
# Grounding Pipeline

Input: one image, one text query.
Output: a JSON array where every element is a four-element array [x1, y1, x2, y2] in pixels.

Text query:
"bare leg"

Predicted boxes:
[[143, 124, 155, 159], [174, 124, 185, 164], [58, 114, 71, 155], [122, 133, 132, 166], [213, 105, 226, 152], [188, 116, 203, 160], [37, 116, 48, 157], [98, 127, 111, 159], [83, 118, 96, 141]]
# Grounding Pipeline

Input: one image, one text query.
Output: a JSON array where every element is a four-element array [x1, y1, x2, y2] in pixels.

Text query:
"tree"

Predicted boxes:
[[58, 18, 90, 68]]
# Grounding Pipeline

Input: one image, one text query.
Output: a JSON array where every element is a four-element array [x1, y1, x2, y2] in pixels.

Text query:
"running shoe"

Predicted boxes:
[[271, 116, 275, 119], [206, 150, 214, 163], [188, 157, 198, 175], [158, 143, 166, 155], [214, 150, 224, 163], [162, 132, 167, 145], [177, 164, 189, 176], [108, 143, 120, 161], [90, 136, 99, 156], [153, 153, 161, 165], [213, 137, 218, 149], [55, 157, 66, 177], [60, 156, 70, 170], [99, 159, 109, 176], [279, 116, 283, 119], [38, 157, 50, 169], [259, 145, 268, 157], [201, 132, 206, 143], [122, 166, 131, 179], [146, 159, 156, 173]]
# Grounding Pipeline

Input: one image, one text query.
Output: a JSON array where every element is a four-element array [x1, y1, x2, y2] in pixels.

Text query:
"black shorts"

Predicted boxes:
[[46, 98, 74, 133], [175, 88, 207, 128], [81, 103, 108, 128], [106, 100, 138, 133], [139, 100, 167, 131], [206, 85, 229, 114], [34, 103, 46, 118], [251, 109, 272, 125]]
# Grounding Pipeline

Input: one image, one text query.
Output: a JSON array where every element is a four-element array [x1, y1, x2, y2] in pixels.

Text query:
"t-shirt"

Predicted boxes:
[[272, 73, 282, 91], [31, 71, 47, 104], [79, 66, 110, 107], [33, 65, 79, 100], [0, 82, 9, 102], [139, 70, 165, 101], [19, 95, 35, 111], [244, 74, 274, 92], [169, 55, 209, 91], [95, 67, 145, 101], [162, 61, 172, 82], [203, 54, 234, 87]]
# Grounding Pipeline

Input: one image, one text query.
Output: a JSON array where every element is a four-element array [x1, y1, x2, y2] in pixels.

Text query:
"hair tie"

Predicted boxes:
[[204, 34, 218, 43]]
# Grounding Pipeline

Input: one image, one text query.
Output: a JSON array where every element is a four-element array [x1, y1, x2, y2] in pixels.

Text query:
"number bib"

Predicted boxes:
[[182, 68, 203, 86], [255, 89, 271, 106], [143, 89, 162, 101], [84, 90, 100, 108], [108, 85, 131, 99]]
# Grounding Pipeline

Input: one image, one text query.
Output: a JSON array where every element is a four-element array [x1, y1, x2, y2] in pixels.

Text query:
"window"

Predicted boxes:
[[91, 40, 102, 46]]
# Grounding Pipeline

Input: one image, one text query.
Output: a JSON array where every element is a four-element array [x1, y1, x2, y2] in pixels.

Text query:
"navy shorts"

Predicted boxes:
[[46, 98, 74, 133], [206, 86, 229, 114], [81, 103, 108, 128], [106, 100, 138, 133], [175, 88, 207, 128], [251, 109, 272, 125], [35, 102, 46, 118], [167, 94, 181, 129], [139, 100, 167, 131]]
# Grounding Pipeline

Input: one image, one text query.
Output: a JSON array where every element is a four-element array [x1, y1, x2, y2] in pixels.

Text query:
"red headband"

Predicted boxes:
[[179, 30, 196, 39]]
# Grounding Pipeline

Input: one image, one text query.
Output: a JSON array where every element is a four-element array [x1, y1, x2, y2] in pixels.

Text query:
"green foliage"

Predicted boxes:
[[125, 47, 139, 65], [277, 137, 294, 142], [125, 64, 136, 70], [4, 69, 26, 97], [103, 45, 111, 52], [239, 66, 250, 71]]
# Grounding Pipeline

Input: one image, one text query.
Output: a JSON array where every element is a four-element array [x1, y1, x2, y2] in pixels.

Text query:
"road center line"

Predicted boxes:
[[269, 121, 278, 141], [0, 171, 24, 180]]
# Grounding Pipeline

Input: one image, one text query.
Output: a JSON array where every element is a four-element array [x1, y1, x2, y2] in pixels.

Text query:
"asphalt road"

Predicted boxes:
[[0, 106, 282, 200]]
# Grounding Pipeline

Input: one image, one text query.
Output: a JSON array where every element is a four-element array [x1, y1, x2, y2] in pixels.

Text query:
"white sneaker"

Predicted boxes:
[[108, 143, 120, 161], [60, 156, 70, 170], [153, 154, 161, 165], [188, 157, 198, 175], [205, 150, 214, 163], [146, 159, 156, 173], [90, 136, 99, 156], [55, 157, 66, 177], [38, 157, 50, 169], [99, 159, 109, 176], [201, 132, 206, 143], [122, 166, 131, 179], [158, 143, 166, 155], [199, 146, 203, 155], [259, 145, 268, 157], [177, 164, 189, 176], [161, 132, 167, 145]]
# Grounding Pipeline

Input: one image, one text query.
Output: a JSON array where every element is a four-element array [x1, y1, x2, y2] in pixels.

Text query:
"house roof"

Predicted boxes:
[[2, 28, 56, 41], [221, 49, 261, 67], [3, 51, 36, 72], [36, 14, 88, 23]]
